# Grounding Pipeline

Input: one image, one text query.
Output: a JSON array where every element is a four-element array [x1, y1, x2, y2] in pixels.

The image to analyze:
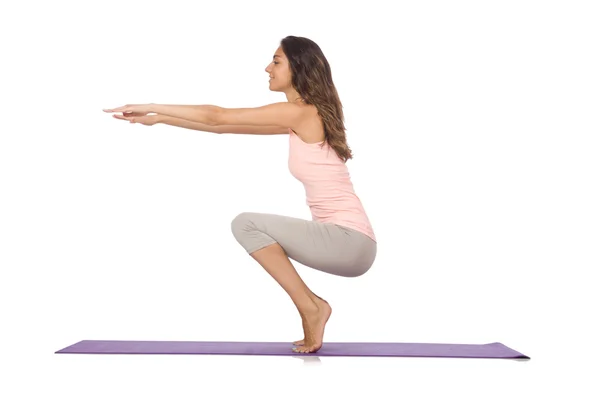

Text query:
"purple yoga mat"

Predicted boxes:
[[55, 340, 529, 359]]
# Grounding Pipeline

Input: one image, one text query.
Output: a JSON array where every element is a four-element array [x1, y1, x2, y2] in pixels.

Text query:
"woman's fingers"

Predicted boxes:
[[113, 112, 145, 119], [104, 105, 130, 113], [112, 114, 156, 126]]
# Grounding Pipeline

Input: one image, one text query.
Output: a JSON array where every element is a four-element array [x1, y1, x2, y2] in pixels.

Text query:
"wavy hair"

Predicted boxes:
[[280, 36, 353, 162]]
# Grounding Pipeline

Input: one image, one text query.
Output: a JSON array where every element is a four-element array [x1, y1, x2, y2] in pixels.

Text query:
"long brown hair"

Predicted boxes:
[[280, 36, 353, 162]]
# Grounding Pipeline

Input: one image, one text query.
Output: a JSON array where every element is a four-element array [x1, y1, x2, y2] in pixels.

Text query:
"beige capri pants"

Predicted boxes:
[[231, 212, 377, 277]]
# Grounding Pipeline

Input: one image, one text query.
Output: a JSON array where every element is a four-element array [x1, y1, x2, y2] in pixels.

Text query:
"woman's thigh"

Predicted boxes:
[[231, 211, 376, 277]]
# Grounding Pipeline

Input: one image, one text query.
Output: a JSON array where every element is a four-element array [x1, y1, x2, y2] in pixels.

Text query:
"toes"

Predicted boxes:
[[292, 345, 319, 353], [292, 346, 309, 353]]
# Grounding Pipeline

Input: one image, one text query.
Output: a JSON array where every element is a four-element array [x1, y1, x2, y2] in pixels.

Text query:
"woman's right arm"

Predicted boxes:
[[156, 115, 288, 135]]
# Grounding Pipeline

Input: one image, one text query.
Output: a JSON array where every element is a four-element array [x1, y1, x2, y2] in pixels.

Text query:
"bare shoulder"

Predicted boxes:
[[292, 104, 325, 144]]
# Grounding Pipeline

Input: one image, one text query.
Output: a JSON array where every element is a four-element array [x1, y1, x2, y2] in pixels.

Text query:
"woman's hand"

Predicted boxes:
[[111, 112, 160, 126], [103, 104, 158, 126], [103, 103, 154, 115]]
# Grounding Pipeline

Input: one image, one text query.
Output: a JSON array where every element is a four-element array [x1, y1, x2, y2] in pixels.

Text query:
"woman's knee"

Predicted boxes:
[[230, 212, 277, 254], [230, 212, 254, 237]]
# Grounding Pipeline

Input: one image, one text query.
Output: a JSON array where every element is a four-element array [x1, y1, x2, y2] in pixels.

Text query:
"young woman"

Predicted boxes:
[[103, 36, 377, 354]]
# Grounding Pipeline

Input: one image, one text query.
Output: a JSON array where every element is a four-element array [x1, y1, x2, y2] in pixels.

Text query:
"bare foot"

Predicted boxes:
[[293, 294, 328, 346], [292, 296, 332, 353]]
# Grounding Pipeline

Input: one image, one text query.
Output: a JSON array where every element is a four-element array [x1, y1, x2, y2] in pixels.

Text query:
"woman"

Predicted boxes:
[[103, 36, 377, 354]]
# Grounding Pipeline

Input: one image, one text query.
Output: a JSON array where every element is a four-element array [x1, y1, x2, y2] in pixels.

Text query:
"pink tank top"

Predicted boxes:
[[288, 128, 376, 242]]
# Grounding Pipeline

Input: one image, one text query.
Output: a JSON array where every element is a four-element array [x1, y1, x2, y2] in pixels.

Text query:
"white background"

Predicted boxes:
[[1, 0, 598, 395]]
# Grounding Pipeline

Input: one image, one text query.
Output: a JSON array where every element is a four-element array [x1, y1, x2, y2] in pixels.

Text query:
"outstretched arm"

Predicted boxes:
[[151, 102, 305, 129], [157, 115, 289, 135]]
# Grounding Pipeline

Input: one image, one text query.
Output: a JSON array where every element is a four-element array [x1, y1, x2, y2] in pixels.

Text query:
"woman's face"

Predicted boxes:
[[265, 46, 291, 92]]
